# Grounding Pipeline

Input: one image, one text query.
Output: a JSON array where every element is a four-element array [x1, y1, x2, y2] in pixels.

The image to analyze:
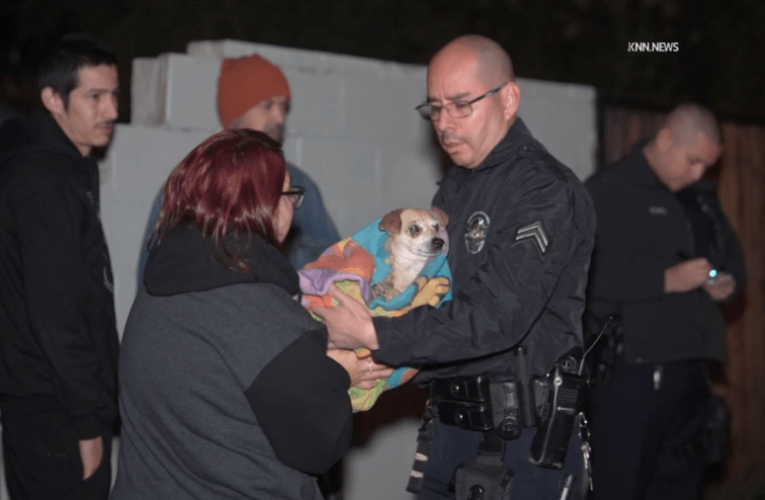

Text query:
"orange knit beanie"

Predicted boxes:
[[217, 55, 291, 128]]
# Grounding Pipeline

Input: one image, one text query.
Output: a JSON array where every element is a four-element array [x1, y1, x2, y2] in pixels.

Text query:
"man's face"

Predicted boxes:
[[49, 64, 119, 157], [426, 55, 508, 169], [232, 96, 290, 144], [658, 131, 721, 191]]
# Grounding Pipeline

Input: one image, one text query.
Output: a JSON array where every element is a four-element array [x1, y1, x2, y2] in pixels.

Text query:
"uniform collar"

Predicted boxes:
[[626, 141, 668, 189], [473, 117, 534, 173]]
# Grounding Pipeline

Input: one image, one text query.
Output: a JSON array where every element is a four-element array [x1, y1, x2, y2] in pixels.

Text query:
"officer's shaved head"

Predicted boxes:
[[644, 102, 722, 191], [426, 35, 521, 169], [432, 35, 515, 89], [662, 103, 720, 146]]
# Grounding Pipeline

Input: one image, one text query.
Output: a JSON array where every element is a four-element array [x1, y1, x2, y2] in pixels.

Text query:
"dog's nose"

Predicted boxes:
[[432, 237, 444, 250]]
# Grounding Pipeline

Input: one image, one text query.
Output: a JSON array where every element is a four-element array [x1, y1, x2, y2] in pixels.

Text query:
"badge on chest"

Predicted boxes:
[[465, 211, 490, 254]]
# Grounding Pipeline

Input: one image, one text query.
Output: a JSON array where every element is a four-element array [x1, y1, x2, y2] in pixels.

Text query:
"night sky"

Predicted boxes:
[[1, 0, 763, 121]]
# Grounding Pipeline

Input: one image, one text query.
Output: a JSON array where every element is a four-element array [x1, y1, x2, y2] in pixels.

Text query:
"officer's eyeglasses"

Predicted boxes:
[[281, 186, 305, 209], [415, 82, 508, 121]]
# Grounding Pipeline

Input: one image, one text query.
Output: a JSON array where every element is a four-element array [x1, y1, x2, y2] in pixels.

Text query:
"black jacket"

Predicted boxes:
[[585, 144, 746, 364], [113, 224, 351, 499], [373, 118, 596, 379], [0, 109, 119, 438]]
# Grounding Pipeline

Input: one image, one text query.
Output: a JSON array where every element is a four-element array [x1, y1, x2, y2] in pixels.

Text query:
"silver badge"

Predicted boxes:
[[465, 211, 490, 254], [514, 221, 549, 256]]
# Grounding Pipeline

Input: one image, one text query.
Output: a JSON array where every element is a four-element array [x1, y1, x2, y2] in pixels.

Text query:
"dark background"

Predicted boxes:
[[1, 0, 764, 122]]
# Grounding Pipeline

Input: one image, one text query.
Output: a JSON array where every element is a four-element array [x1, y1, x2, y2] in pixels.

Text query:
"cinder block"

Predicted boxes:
[[517, 78, 597, 180], [131, 53, 223, 131], [131, 57, 167, 127], [281, 67, 345, 139], [340, 67, 429, 144], [99, 125, 214, 333]]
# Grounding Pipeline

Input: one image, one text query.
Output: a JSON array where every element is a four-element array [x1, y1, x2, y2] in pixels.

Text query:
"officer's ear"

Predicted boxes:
[[41, 87, 65, 116], [655, 127, 674, 152], [501, 82, 520, 121]]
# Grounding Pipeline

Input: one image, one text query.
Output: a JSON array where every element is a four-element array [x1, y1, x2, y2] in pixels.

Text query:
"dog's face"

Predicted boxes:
[[380, 207, 449, 259]]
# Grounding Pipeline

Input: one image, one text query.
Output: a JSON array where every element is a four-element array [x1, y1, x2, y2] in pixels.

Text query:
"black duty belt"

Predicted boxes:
[[429, 374, 547, 440]]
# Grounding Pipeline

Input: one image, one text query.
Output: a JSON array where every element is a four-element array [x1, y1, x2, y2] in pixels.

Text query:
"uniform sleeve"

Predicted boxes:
[[11, 156, 106, 438], [585, 179, 668, 302], [373, 170, 587, 367], [246, 329, 353, 475]]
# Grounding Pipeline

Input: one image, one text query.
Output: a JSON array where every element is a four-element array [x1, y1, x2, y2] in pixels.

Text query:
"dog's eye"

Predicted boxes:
[[409, 225, 421, 237], [433, 223, 440, 232]]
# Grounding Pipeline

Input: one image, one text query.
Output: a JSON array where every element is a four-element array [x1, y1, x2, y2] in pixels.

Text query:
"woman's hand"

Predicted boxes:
[[326, 349, 394, 389]]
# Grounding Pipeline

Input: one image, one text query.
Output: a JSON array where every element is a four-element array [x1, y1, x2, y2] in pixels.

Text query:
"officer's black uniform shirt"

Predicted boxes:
[[585, 143, 746, 364], [372, 118, 596, 380]]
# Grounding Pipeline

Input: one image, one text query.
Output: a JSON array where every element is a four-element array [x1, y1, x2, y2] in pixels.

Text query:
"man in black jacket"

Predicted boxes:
[[314, 35, 596, 499], [585, 103, 746, 500], [0, 36, 120, 500]]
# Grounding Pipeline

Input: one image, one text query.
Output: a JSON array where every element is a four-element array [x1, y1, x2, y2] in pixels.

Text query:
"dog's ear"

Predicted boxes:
[[431, 206, 449, 229], [379, 209, 404, 234]]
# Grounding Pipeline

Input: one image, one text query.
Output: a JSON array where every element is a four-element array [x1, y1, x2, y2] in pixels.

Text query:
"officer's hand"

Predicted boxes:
[[704, 272, 736, 302], [311, 285, 379, 350], [79, 436, 103, 479], [326, 349, 394, 389], [664, 257, 713, 293]]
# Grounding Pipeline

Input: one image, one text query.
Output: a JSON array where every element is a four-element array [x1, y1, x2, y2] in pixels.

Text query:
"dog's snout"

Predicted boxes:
[[432, 237, 444, 250]]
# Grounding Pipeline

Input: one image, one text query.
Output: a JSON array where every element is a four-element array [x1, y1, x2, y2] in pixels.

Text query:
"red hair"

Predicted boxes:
[[156, 129, 286, 271]]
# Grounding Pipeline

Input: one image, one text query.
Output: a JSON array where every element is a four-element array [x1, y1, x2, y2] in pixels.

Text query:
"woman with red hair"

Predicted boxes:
[[112, 129, 391, 500]]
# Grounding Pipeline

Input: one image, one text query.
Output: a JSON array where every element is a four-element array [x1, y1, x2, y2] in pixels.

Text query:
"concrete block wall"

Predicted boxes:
[[96, 40, 597, 500]]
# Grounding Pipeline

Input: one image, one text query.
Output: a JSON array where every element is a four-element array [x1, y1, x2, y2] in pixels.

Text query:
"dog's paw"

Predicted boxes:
[[371, 281, 394, 300], [410, 276, 451, 308]]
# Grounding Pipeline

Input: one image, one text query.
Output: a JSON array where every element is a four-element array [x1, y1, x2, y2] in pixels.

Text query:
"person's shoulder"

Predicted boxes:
[[0, 149, 73, 196], [286, 163, 319, 190]]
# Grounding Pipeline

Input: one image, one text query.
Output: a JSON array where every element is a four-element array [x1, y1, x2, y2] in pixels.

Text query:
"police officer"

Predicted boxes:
[[314, 35, 596, 500], [584, 103, 746, 500]]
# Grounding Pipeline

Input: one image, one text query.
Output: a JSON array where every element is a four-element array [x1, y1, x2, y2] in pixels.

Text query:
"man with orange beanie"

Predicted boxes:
[[139, 55, 340, 277]]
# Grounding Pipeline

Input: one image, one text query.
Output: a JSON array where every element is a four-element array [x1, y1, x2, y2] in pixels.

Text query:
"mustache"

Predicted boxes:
[[439, 131, 466, 145], [95, 121, 115, 129]]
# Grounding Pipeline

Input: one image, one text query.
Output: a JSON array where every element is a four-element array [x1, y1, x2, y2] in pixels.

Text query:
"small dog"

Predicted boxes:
[[370, 207, 449, 301]]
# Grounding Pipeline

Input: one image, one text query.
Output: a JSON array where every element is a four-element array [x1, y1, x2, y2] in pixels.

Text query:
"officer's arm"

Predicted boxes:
[[12, 157, 106, 440], [373, 172, 585, 367]]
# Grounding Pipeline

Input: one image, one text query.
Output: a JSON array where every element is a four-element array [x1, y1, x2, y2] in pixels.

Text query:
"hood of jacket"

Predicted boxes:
[[0, 108, 85, 166], [144, 223, 300, 297]]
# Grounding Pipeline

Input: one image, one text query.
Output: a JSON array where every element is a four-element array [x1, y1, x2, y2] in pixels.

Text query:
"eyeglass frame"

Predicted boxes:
[[282, 186, 306, 209], [415, 82, 508, 121]]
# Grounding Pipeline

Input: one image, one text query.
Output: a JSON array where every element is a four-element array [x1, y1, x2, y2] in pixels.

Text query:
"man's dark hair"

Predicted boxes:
[[37, 34, 117, 108]]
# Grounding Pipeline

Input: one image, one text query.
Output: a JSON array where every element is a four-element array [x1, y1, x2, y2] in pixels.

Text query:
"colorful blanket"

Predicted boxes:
[[299, 215, 452, 412]]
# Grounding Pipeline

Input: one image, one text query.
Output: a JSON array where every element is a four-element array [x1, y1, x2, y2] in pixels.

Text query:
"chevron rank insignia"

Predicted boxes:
[[514, 221, 549, 256]]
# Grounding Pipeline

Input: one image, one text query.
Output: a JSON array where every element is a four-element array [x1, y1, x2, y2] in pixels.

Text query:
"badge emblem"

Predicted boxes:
[[514, 221, 549, 256], [465, 211, 490, 254]]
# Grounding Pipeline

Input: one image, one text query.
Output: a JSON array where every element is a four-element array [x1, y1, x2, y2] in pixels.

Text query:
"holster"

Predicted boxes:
[[451, 431, 514, 500]]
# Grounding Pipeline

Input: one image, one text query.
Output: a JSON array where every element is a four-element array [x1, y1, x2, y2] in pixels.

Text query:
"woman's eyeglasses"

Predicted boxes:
[[282, 186, 306, 209]]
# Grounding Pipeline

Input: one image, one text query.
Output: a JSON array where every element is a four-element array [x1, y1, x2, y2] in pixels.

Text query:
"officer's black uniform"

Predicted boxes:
[[584, 143, 746, 500], [372, 118, 596, 499]]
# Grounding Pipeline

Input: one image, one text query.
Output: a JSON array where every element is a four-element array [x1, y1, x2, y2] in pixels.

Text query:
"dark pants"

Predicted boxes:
[[420, 417, 585, 500], [588, 355, 709, 500], [1, 407, 112, 500]]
